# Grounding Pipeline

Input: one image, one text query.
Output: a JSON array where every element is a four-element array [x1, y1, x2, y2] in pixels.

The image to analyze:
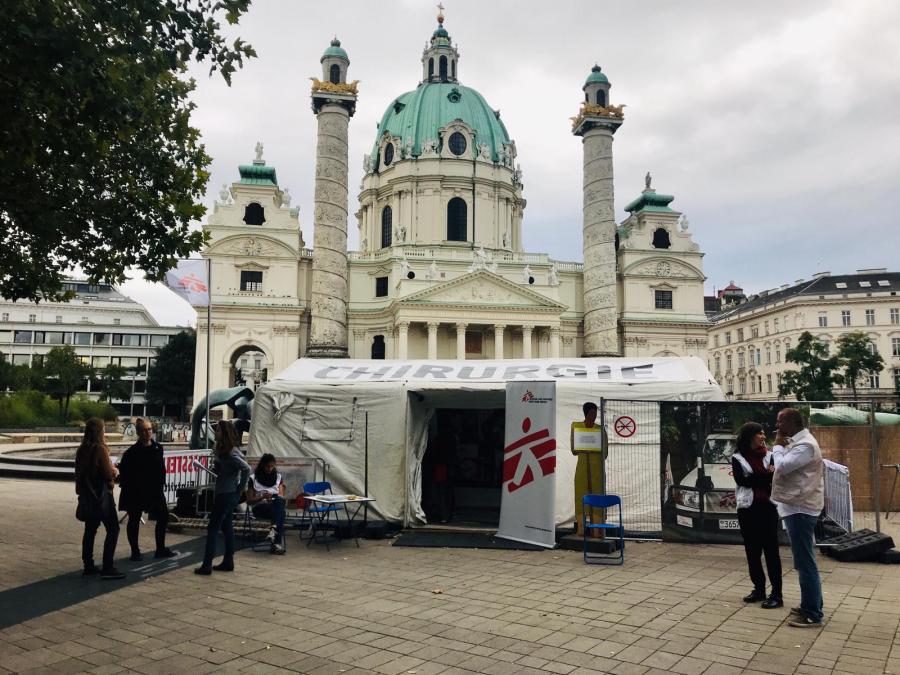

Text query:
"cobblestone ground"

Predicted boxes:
[[0, 478, 898, 675]]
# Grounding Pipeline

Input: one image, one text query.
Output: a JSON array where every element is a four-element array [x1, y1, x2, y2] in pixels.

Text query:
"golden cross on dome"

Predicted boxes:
[[437, 3, 445, 24]]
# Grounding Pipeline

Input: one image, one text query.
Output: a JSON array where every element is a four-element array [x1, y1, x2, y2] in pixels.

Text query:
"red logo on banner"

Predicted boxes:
[[503, 416, 556, 493], [177, 273, 208, 293], [521, 390, 534, 402], [614, 415, 636, 438]]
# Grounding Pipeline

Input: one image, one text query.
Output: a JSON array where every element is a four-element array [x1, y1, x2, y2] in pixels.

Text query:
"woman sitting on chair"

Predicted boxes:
[[247, 453, 287, 555]]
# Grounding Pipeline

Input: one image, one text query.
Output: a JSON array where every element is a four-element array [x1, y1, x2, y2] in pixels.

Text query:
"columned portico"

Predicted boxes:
[[455, 322, 468, 360], [550, 327, 561, 358], [493, 324, 505, 359], [396, 321, 409, 359], [521, 324, 534, 359], [427, 322, 439, 359]]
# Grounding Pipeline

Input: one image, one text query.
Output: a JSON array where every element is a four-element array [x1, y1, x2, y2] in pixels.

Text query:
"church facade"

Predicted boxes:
[[193, 14, 709, 402]]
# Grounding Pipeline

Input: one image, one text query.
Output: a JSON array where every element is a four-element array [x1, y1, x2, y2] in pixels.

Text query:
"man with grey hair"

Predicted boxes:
[[771, 407, 825, 627]]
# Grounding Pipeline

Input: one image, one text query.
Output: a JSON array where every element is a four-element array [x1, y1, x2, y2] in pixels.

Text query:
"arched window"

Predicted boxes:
[[447, 198, 467, 241], [451, 59, 456, 80], [381, 206, 392, 248], [371, 335, 385, 360], [584, 92, 589, 103], [652, 227, 671, 249], [596, 90, 606, 106], [439, 55, 448, 81], [329, 63, 341, 85], [428, 58, 434, 80], [383, 142, 394, 166], [243, 203, 265, 226]]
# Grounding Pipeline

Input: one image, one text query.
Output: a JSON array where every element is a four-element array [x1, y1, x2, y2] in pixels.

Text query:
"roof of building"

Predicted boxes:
[[370, 82, 512, 163], [710, 271, 900, 323], [59, 280, 133, 303], [584, 64, 609, 87], [238, 162, 278, 186], [624, 188, 677, 214], [321, 37, 348, 61], [704, 296, 722, 316]]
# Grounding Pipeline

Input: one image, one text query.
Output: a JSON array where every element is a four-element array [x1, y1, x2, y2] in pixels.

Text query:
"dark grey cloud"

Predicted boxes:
[[126, 0, 900, 324]]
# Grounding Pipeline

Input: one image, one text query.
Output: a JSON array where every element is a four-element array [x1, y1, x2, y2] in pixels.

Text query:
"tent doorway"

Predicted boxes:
[[422, 408, 506, 527]]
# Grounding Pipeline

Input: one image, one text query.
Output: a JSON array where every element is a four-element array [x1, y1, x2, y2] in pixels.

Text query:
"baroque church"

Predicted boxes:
[[193, 12, 709, 401]]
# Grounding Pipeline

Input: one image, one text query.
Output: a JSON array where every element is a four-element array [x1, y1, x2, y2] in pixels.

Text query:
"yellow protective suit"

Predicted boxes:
[[570, 421, 608, 531]]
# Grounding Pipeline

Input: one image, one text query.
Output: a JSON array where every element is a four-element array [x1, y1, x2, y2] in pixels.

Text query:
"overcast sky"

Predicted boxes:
[[121, 0, 900, 327]]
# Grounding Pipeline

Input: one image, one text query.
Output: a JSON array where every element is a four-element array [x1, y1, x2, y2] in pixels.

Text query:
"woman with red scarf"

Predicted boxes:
[[732, 421, 782, 608]]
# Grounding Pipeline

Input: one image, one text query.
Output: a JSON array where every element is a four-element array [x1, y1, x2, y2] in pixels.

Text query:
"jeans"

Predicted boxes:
[[127, 500, 169, 554], [737, 501, 782, 597], [252, 496, 286, 544], [82, 494, 120, 571], [202, 492, 241, 567], [784, 513, 823, 621]]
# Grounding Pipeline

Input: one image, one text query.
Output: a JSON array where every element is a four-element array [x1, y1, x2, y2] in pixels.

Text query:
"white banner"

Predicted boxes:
[[497, 382, 557, 548], [162, 450, 213, 503], [164, 259, 210, 307]]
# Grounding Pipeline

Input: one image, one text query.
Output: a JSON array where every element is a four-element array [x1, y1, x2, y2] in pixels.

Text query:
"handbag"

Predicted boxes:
[[75, 481, 107, 522]]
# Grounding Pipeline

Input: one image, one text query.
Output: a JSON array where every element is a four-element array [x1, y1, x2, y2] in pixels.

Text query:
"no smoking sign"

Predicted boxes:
[[613, 415, 637, 438]]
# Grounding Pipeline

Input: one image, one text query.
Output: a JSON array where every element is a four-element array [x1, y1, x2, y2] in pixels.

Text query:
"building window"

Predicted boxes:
[[651, 228, 671, 249], [758, 375, 763, 392], [766, 374, 773, 393], [865, 309, 875, 326], [113, 318, 121, 326], [895, 369, 900, 391], [726, 355, 732, 372], [773, 318, 779, 333], [756, 349, 761, 366], [841, 310, 851, 326], [465, 331, 483, 355], [240, 270, 263, 292], [371, 335, 385, 359], [428, 58, 434, 80], [867, 341, 877, 355], [375, 276, 388, 297], [890, 308, 899, 324], [766, 348, 771, 364], [775, 345, 781, 362], [714, 334, 720, 347], [764, 321, 769, 335], [28, 314, 36, 323], [750, 377, 756, 394], [1, 313, 7, 322], [439, 55, 448, 81], [818, 312, 827, 327], [893, 338, 900, 357], [381, 206, 392, 248], [596, 90, 606, 106], [869, 373, 880, 389], [447, 197, 467, 241], [714, 356, 721, 373], [73, 332, 91, 345], [739, 378, 746, 395], [243, 202, 265, 226], [13, 331, 32, 344], [751, 326, 759, 339], [448, 132, 467, 157], [725, 332, 732, 345], [383, 143, 394, 167], [738, 352, 745, 369], [654, 290, 673, 309], [820, 340, 830, 356], [55, 315, 62, 324], [329, 63, 340, 84], [737, 329, 744, 342]]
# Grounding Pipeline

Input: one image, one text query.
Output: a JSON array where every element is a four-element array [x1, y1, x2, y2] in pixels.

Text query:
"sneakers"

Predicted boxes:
[[742, 589, 766, 603], [212, 561, 234, 572], [270, 543, 286, 555], [100, 568, 125, 580], [761, 595, 784, 609], [790, 606, 803, 616], [789, 615, 823, 628], [154, 548, 177, 559], [265, 527, 276, 544]]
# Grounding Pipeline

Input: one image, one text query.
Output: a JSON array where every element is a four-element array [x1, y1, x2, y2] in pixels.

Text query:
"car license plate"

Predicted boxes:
[[718, 519, 739, 530], [677, 515, 693, 528]]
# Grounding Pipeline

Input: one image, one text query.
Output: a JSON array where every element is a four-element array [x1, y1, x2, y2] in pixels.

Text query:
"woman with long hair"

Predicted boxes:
[[732, 421, 782, 608], [195, 420, 250, 575], [247, 453, 287, 554], [74, 418, 124, 579]]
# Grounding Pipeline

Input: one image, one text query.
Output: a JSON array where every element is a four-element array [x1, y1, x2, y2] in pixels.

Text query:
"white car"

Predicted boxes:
[[670, 433, 739, 532]]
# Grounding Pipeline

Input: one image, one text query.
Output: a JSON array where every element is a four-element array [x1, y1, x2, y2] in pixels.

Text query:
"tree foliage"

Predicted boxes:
[[146, 330, 196, 420], [42, 346, 91, 420], [836, 331, 885, 400], [0, 0, 255, 302], [97, 363, 132, 402], [778, 331, 842, 401]]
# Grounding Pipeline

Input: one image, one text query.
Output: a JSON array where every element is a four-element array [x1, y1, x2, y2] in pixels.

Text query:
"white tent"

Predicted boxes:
[[249, 357, 723, 526]]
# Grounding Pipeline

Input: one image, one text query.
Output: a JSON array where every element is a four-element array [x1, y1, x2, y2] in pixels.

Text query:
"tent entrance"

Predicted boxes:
[[422, 407, 506, 527]]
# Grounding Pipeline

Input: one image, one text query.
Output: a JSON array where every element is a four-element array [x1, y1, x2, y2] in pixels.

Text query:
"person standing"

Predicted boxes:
[[195, 421, 250, 575], [570, 402, 608, 534], [118, 419, 177, 561], [771, 408, 825, 627], [732, 422, 782, 608], [75, 418, 125, 580]]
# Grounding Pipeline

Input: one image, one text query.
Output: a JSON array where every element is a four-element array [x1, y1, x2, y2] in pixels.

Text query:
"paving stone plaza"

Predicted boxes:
[[0, 479, 898, 674]]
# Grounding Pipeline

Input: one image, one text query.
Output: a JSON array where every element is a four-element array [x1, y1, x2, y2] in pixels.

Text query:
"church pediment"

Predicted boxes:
[[207, 234, 297, 259], [400, 270, 565, 311], [622, 257, 703, 280]]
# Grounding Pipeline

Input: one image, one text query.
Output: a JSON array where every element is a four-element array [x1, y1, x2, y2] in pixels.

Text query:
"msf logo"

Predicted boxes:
[[521, 390, 534, 402], [503, 416, 556, 493], [177, 273, 208, 293]]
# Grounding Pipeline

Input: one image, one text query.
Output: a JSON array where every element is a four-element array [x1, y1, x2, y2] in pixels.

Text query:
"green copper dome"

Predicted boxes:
[[321, 37, 348, 62], [432, 25, 449, 39], [370, 82, 511, 165], [584, 64, 609, 86]]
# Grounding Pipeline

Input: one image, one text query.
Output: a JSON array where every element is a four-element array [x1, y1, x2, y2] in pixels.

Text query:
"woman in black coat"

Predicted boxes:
[[118, 419, 176, 560]]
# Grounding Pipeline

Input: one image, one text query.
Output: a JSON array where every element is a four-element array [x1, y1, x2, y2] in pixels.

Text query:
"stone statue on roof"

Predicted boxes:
[[281, 188, 292, 208], [645, 171, 652, 190], [255, 141, 264, 162]]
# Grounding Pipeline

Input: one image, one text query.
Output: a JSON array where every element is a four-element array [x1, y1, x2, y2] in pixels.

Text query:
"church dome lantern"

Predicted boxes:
[[321, 37, 349, 84], [583, 64, 612, 107]]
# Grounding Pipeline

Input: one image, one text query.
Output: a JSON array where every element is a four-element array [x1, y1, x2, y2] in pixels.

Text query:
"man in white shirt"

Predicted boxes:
[[771, 407, 825, 627]]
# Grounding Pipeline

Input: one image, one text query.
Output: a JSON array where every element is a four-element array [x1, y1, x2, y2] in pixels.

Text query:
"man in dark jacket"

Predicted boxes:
[[118, 419, 176, 560]]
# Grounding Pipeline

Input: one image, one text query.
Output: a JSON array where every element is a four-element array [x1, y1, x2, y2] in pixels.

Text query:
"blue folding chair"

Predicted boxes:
[[582, 494, 624, 565], [301, 481, 339, 548]]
